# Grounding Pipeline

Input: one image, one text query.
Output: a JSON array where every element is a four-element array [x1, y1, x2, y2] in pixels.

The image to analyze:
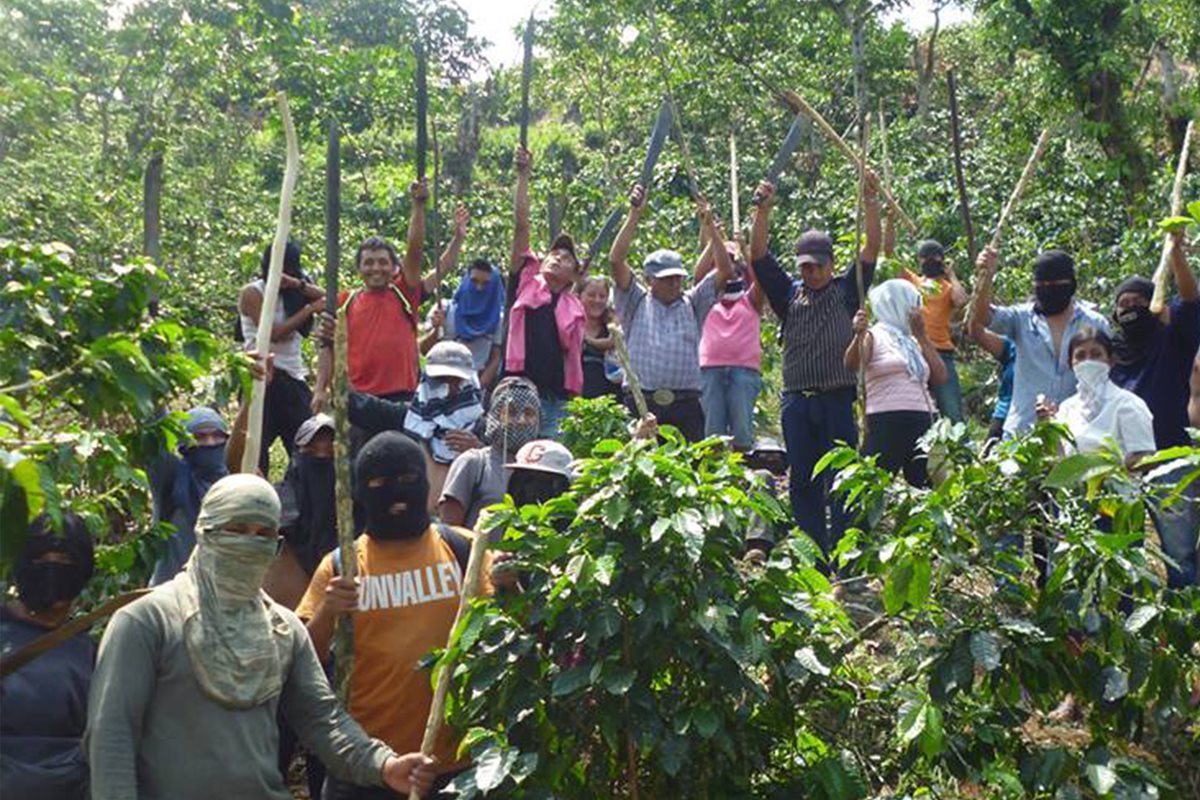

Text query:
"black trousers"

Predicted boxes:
[[259, 369, 314, 474], [863, 410, 933, 488], [625, 391, 705, 442]]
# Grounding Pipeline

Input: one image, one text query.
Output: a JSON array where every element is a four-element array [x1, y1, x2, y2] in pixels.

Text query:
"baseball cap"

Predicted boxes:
[[505, 439, 576, 480], [794, 230, 834, 266], [917, 239, 945, 262], [643, 248, 687, 279], [548, 233, 579, 265], [294, 413, 335, 447], [425, 341, 477, 382]]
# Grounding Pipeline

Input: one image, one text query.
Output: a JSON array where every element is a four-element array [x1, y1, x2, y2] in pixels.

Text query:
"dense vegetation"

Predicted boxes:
[[2, 0, 1198, 796]]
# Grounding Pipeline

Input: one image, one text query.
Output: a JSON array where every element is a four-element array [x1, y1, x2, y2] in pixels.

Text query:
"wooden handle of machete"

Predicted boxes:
[[408, 529, 491, 800], [610, 327, 649, 421], [1151, 119, 1194, 315]]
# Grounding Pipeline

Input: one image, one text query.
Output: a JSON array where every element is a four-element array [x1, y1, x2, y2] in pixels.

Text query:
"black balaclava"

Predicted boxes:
[[1032, 250, 1076, 316], [917, 240, 946, 278], [508, 469, 570, 507], [14, 513, 95, 613], [260, 239, 313, 338], [292, 453, 336, 574], [1111, 276, 1159, 365], [355, 431, 431, 540]]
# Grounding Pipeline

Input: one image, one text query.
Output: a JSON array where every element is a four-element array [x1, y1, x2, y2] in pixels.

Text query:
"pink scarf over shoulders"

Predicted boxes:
[[505, 253, 585, 395]]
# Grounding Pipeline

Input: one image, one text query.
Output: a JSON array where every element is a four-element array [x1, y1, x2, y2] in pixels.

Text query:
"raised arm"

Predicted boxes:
[[609, 183, 646, 291], [1170, 230, 1197, 303], [400, 179, 428, 290], [946, 260, 969, 308], [969, 246, 999, 329], [693, 226, 715, 284], [859, 170, 882, 266], [750, 181, 774, 263], [239, 282, 325, 343], [510, 147, 532, 271], [424, 204, 469, 294], [698, 198, 734, 293]]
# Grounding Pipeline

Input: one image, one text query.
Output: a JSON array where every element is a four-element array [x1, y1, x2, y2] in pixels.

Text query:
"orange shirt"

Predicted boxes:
[[339, 279, 423, 396], [296, 528, 492, 771], [903, 270, 956, 352]]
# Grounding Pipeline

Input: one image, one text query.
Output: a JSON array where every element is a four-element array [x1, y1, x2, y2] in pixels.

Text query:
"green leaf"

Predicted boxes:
[[551, 665, 591, 697], [650, 517, 671, 543], [1157, 215, 1193, 234], [602, 665, 635, 695], [919, 704, 944, 757], [897, 698, 927, 744], [1044, 452, 1114, 487], [1101, 667, 1129, 702], [692, 706, 720, 739], [1085, 763, 1117, 795], [1187, 200, 1200, 222], [907, 556, 932, 607], [594, 554, 616, 586], [882, 561, 913, 614], [674, 508, 704, 562], [1124, 604, 1158, 633], [474, 745, 517, 792], [796, 646, 831, 676], [970, 630, 1002, 672]]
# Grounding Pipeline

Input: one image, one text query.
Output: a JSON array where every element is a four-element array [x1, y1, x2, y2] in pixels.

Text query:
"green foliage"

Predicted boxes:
[[558, 395, 632, 457], [0, 239, 226, 589]]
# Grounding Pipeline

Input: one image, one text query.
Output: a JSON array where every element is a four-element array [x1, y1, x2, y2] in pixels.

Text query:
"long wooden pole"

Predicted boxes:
[[241, 92, 300, 473], [610, 328, 648, 420], [1150, 118, 1194, 314], [408, 530, 491, 800], [946, 70, 977, 263], [330, 309, 358, 702], [780, 89, 916, 233], [729, 130, 741, 237]]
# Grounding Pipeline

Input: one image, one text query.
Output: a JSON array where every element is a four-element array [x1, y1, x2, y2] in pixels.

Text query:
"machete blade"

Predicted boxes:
[[754, 111, 809, 205], [585, 208, 622, 267], [519, 13, 534, 150], [639, 99, 673, 194], [415, 41, 429, 179], [324, 118, 341, 314]]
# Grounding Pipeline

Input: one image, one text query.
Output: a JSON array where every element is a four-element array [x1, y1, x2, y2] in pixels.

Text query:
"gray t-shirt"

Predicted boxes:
[[428, 300, 503, 372], [439, 446, 508, 529], [85, 578, 392, 800]]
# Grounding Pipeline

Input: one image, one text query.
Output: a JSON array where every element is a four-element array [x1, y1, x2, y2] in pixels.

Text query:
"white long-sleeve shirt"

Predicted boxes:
[[1056, 381, 1156, 457]]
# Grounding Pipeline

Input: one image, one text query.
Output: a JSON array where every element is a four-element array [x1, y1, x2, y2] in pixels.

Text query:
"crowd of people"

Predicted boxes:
[[3, 143, 1199, 799]]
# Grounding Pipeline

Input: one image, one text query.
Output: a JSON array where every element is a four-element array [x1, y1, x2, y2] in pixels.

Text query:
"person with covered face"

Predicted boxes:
[[902, 240, 968, 423], [86, 474, 436, 800], [969, 246, 1109, 437], [609, 185, 734, 441], [1107, 235, 1198, 587], [748, 176, 881, 562], [238, 239, 326, 473], [148, 406, 232, 585], [423, 253, 505, 392], [297, 432, 492, 798], [1, 514, 96, 799], [845, 279, 949, 487], [696, 238, 764, 450], [504, 147, 586, 438], [438, 377, 541, 530]]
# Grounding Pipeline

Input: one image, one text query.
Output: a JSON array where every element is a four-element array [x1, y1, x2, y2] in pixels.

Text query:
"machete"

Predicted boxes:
[[519, 12, 534, 150], [584, 208, 622, 268], [753, 111, 809, 205], [415, 41, 429, 179], [639, 99, 673, 193], [324, 118, 340, 317]]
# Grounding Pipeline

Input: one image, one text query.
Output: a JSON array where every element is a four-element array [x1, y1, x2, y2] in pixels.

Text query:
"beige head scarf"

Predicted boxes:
[[178, 473, 289, 709]]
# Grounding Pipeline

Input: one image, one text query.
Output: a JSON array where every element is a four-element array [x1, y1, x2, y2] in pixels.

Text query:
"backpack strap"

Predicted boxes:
[[436, 523, 472, 576], [345, 284, 418, 331]]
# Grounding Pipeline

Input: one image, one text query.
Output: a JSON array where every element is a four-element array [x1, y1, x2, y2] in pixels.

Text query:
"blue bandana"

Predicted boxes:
[[453, 265, 504, 340]]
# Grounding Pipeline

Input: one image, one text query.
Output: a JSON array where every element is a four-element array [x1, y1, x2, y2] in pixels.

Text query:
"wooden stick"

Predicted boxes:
[[330, 309, 358, 703], [1150, 118, 1194, 314], [946, 70, 977, 263], [610, 328, 648, 420], [729, 130, 741, 236], [409, 529, 491, 800], [988, 128, 1052, 252], [780, 89, 916, 233], [0, 590, 150, 678], [242, 92, 300, 473]]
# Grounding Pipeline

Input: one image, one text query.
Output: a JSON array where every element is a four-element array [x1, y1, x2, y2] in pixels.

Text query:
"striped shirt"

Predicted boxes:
[[614, 273, 717, 391], [753, 253, 875, 393]]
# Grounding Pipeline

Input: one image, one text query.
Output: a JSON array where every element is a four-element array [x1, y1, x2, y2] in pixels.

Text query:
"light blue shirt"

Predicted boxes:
[[988, 301, 1110, 436]]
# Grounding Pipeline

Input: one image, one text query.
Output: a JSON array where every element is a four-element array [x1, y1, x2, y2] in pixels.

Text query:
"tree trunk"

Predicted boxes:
[[143, 152, 163, 263], [1157, 46, 1189, 154], [1084, 67, 1147, 199]]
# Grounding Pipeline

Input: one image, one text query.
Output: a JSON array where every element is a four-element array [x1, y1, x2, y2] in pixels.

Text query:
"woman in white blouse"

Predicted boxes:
[[1036, 326, 1156, 466]]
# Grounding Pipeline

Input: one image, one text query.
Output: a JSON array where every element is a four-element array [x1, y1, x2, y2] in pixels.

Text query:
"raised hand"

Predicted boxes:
[[515, 146, 532, 175], [752, 180, 776, 208], [629, 183, 646, 209], [975, 246, 998, 277], [381, 753, 437, 796], [452, 204, 469, 239], [851, 308, 869, 336], [410, 177, 430, 205]]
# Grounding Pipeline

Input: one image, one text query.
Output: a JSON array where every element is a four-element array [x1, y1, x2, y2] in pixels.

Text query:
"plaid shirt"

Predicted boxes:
[[614, 273, 717, 391]]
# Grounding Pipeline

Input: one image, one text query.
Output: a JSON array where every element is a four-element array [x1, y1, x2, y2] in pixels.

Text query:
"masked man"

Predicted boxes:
[[297, 432, 492, 798], [86, 474, 435, 800], [1, 514, 96, 799]]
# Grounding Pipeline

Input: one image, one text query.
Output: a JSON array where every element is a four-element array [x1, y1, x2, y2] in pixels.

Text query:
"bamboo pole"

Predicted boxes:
[[1150, 118, 1194, 315], [780, 89, 916, 233], [610, 328, 648, 420], [241, 92, 300, 473], [730, 130, 741, 237], [408, 530, 491, 800], [330, 310, 357, 703]]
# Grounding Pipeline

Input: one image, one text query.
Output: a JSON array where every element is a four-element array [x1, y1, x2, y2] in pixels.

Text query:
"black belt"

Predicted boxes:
[[786, 385, 855, 399], [634, 388, 701, 406]]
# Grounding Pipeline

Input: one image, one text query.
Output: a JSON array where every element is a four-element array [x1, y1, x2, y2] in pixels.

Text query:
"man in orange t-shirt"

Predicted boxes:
[[903, 239, 968, 422], [314, 181, 430, 409], [297, 431, 492, 799]]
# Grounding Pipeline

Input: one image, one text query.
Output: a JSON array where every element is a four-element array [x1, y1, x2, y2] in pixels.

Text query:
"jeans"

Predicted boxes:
[[700, 367, 762, 449], [929, 351, 963, 423], [780, 387, 858, 562], [1149, 464, 1199, 588], [539, 396, 568, 439]]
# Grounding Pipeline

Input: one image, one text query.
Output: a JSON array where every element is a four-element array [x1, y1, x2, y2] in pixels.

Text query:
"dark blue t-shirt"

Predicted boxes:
[[1110, 297, 1200, 448], [992, 337, 1017, 422], [0, 608, 95, 798]]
